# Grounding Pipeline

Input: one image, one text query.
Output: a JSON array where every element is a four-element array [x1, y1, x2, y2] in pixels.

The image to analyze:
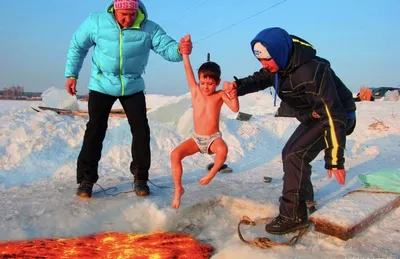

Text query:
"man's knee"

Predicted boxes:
[[282, 144, 293, 160], [86, 118, 108, 133], [129, 120, 150, 137]]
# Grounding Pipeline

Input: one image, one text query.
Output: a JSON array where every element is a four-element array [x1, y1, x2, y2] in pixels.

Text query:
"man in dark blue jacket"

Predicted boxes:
[[224, 27, 356, 234]]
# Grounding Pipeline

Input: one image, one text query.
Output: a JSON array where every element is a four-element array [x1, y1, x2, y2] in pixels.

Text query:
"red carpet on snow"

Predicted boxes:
[[0, 231, 214, 259]]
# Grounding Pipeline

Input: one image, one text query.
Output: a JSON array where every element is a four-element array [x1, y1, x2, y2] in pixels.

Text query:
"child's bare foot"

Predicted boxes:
[[199, 172, 217, 185], [172, 187, 185, 209]]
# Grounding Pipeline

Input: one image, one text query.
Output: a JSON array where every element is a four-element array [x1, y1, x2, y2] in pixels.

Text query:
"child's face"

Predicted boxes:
[[199, 73, 220, 96]]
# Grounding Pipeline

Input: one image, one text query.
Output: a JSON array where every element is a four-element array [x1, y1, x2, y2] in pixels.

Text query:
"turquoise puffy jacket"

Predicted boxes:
[[65, 1, 182, 97]]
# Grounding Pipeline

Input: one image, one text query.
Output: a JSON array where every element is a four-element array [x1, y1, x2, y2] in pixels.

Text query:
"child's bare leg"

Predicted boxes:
[[170, 138, 200, 209], [200, 138, 228, 185]]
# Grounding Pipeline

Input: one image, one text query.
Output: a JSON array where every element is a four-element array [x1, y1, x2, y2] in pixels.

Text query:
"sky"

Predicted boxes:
[[0, 0, 399, 96]]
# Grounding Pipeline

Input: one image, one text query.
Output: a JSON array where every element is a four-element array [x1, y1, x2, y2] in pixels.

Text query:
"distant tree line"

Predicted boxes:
[[1, 86, 24, 98], [0, 87, 87, 100]]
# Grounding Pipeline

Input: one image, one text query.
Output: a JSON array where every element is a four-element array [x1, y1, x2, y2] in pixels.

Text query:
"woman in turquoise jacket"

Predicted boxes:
[[65, 0, 192, 198]]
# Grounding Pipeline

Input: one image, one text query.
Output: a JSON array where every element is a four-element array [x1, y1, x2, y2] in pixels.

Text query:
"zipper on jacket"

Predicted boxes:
[[111, 11, 126, 96], [119, 29, 125, 96], [97, 60, 102, 80]]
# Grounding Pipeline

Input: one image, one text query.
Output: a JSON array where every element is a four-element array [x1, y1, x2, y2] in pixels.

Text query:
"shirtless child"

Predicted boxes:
[[171, 35, 239, 209]]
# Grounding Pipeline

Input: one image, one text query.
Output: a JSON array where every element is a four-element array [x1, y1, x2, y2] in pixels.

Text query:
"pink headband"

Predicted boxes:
[[114, 0, 139, 10]]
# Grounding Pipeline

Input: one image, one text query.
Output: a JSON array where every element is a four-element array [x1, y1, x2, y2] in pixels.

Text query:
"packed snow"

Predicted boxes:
[[0, 91, 399, 258]]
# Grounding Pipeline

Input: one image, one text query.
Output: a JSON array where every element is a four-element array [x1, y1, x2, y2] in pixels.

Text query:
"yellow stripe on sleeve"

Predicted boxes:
[[321, 98, 339, 166]]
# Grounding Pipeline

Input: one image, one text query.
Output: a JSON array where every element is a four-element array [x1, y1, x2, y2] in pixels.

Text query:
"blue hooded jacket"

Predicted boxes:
[[250, 27, 293, 106], [235, 27, 356, 170], [65, 1, 182, 97]]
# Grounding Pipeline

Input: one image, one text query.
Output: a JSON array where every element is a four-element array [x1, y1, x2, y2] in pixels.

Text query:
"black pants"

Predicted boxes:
[[279, 118, 356, 220], [76, 90, 150, 184]]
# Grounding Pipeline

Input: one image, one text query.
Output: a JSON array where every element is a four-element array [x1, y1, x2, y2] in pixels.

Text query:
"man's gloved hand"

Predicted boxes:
[[327, 169, 346, 185]]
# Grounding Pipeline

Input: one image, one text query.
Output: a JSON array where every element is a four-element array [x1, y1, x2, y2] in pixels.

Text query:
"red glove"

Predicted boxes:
[[65, 77, 77, 96], [327, 169, 346, 185]]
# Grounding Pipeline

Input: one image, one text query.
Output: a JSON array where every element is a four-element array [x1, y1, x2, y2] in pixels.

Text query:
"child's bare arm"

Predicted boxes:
[[181, 35, 198, 95], [182, 54, 198, 91], [221, 91, 240, 112]]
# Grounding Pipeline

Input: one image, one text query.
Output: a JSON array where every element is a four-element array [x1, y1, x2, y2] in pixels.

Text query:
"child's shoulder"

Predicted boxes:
[[215, 90, 226, 96], [216, 90, 229, 99]]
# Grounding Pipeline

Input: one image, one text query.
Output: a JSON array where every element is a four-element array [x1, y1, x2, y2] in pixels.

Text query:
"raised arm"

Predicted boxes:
[[181, 35, 199, 95], [182, 54, 199, 93]]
